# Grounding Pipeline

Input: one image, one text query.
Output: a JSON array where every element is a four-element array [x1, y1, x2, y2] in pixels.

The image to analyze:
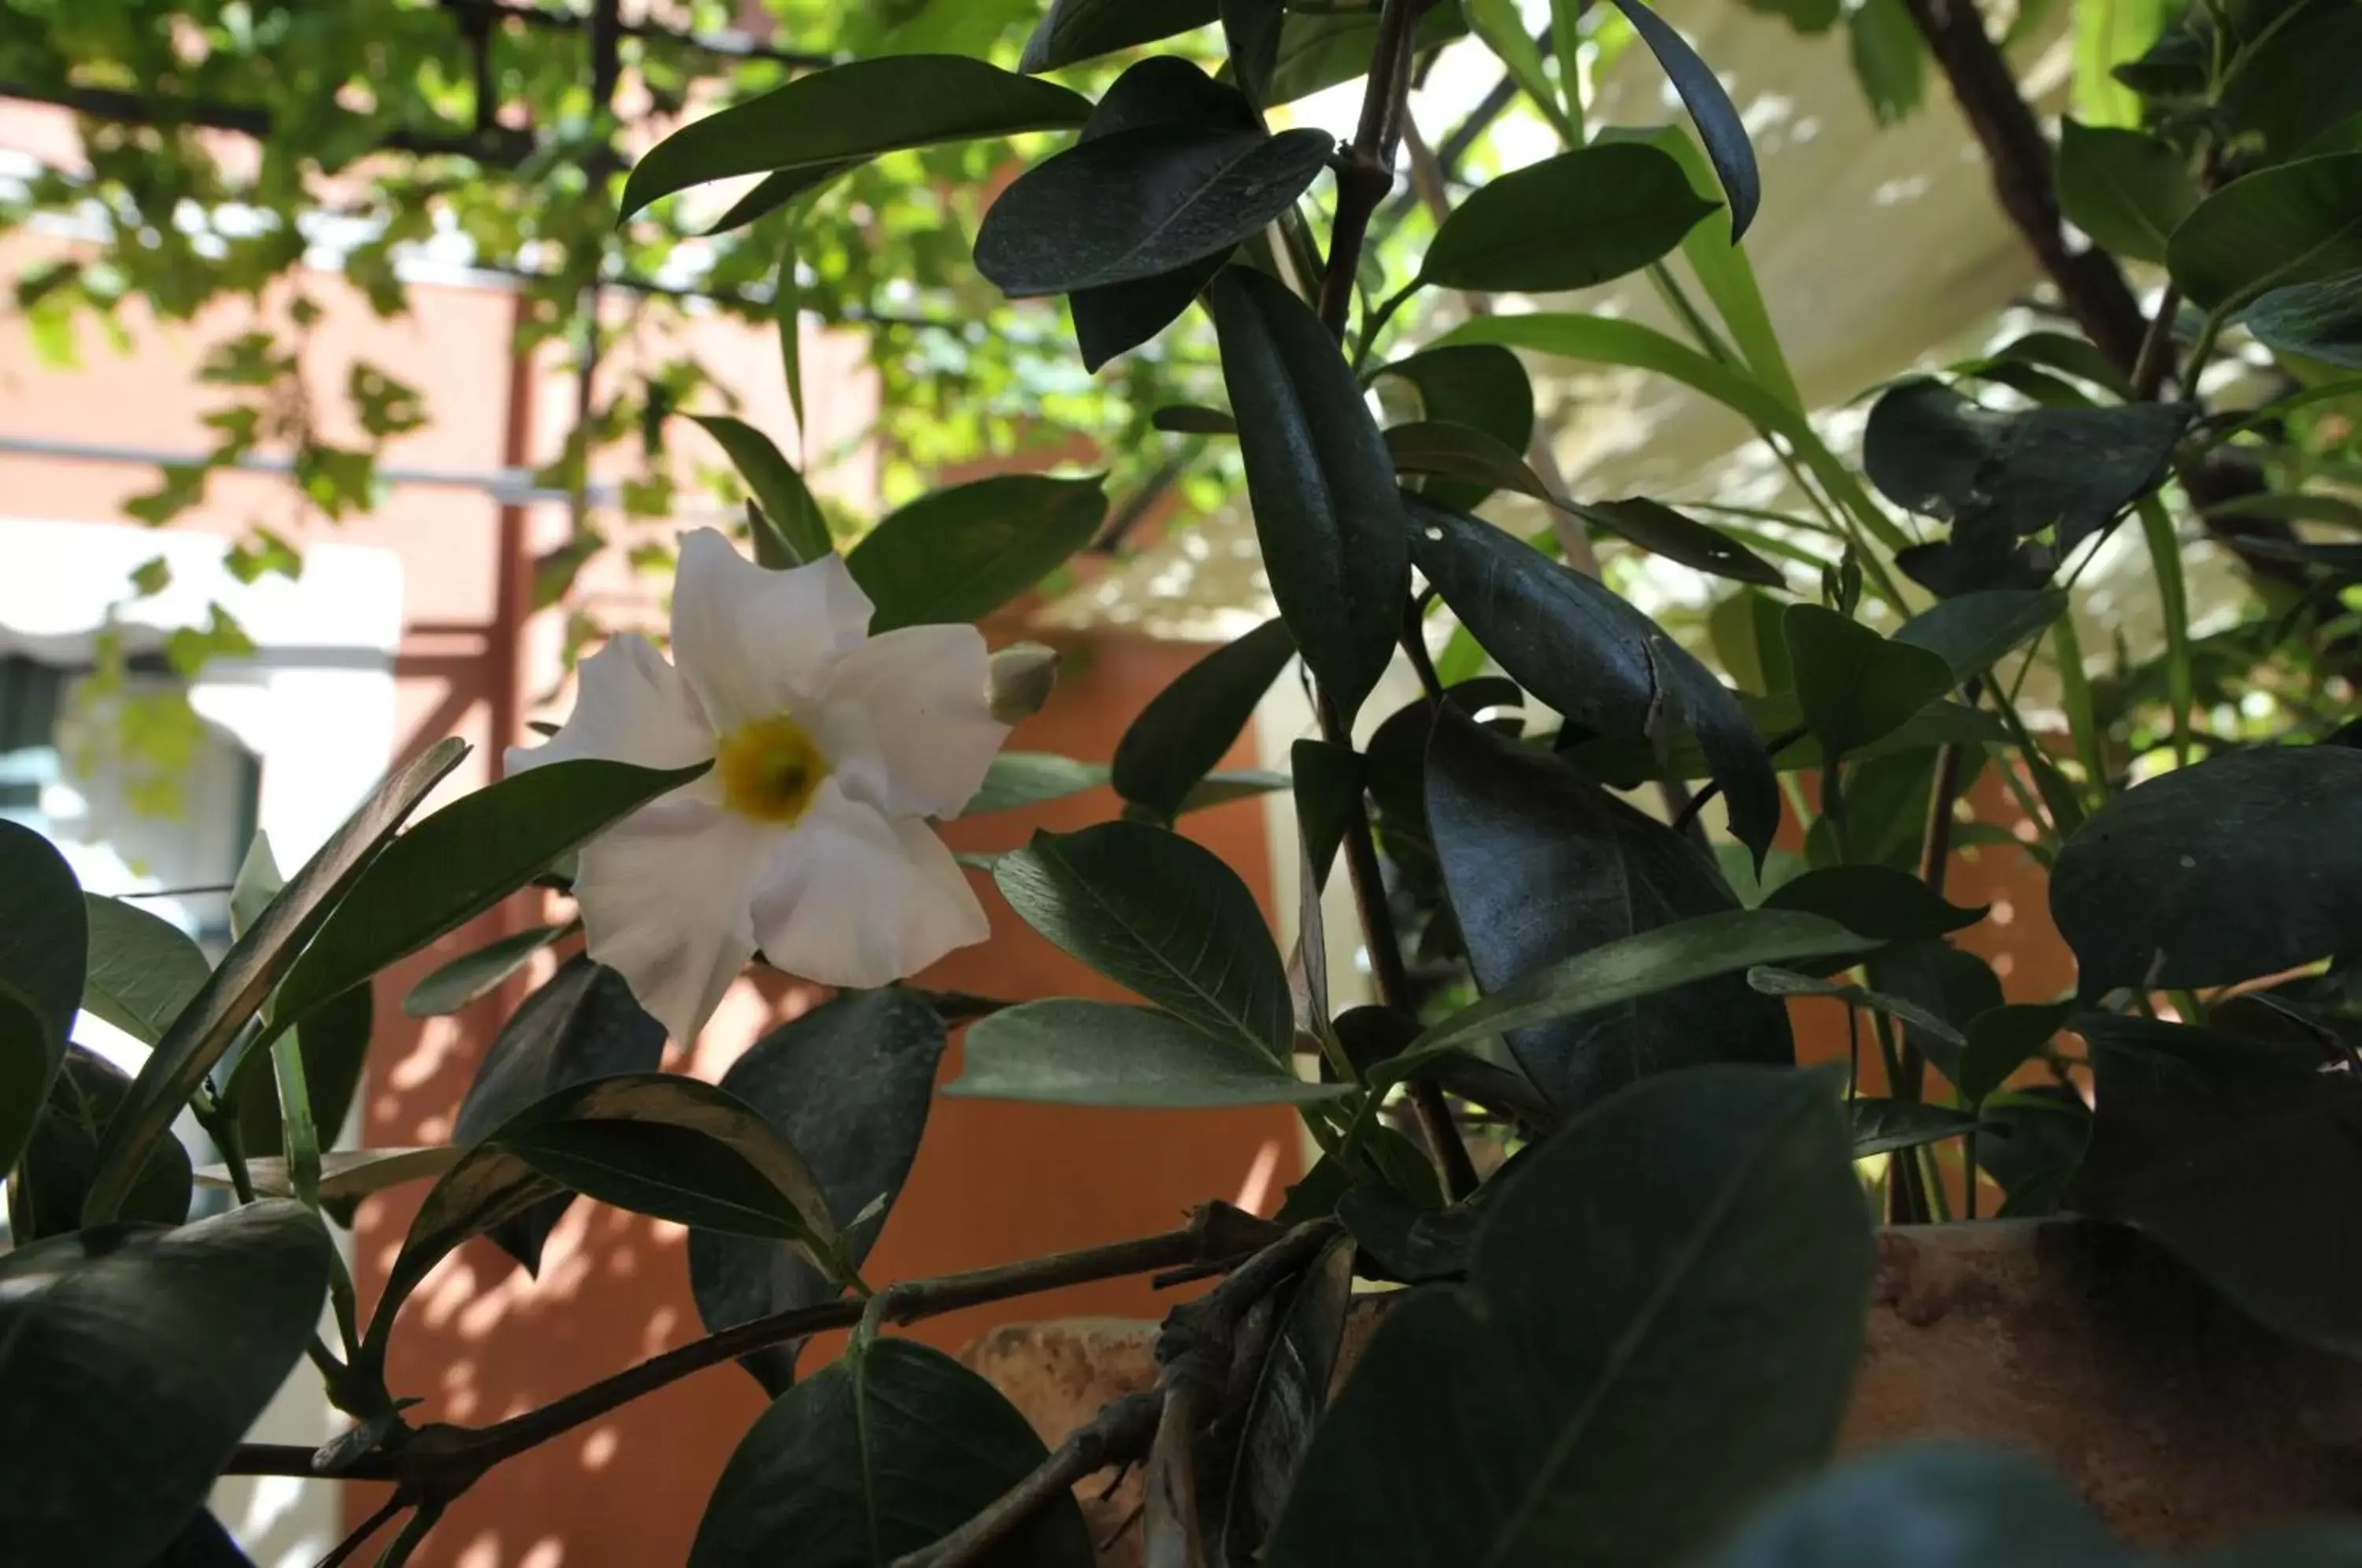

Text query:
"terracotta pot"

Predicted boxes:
[[964, 1220, 2362, 1563]]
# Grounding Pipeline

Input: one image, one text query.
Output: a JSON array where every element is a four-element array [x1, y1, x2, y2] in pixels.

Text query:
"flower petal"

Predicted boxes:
[[815, 623, 1009, 818], [573, 799, 780, 1045], [671, 528, 872, 730], [752, 786, 990, 987], [504, 633, 712, 777]]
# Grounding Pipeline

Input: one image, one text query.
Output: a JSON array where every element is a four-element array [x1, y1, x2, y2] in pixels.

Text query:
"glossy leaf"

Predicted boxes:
[[690, 1337, 1094, 1568], [450, 956, 669, 1272], [0, 820, 83, 1178], [961, 755, 1105, 818], [1375, 344, 1535, 510], [2169, 152, 2362, 310], [1021, 0, 1218, 72], [1427, 713, 1794, 1113], [689, 415, 831, 565], [2051, 745, 2362, 994], [1410, 494, 1778, 860], [78, 893, 205, 1048], [1605, 0, 1762, 239], [2056, 120, 2197, 264], [690, 988, 946, 1395], [947, 999, 1350, 1108], [1268, 1066, 1871, 1568], [0, 1201, 330, 1568], [996, 823, 1291, 1054], [274, 756, 702, 1029], [1209, 267, 1410, 722], [2246, 267, 2362, 370], [1762, 864, 1986, 941], [1215, 1234, 1357, 1563], [9, 1047, 191, 1241], [1894, 587, 2068, 680], [1112, 616, 1295, 822], [1568, 496, 1786, 586], [846, 473, 1107, 634], [1784, 604, 1956, 761], [620, 56, 1092, 220], [1420, 143, 1718, 294], [402, 922, 572, 1017], [1848, 1097, 1979, 1157], [85, 737, 468, 1226]]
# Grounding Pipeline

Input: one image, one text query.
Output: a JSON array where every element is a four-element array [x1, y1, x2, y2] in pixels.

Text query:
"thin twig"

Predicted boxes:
[[315, 1491, 408, 1568], [2129, 284, 2183, 400]]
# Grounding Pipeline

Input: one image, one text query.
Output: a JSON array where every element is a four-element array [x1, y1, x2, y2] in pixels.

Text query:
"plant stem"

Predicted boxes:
[[2130, 284, 2183, 399], [1316, 0, 1423, 338]]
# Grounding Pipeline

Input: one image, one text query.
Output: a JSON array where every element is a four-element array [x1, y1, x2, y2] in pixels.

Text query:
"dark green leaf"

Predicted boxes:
[[1261, 3, 1469, 105], [1784, 604, 1956, 760], [1384, 420, 1559, 507], [1604, 0, 1761, 238], [1112, 616, 1295, 821], [79, 893, 205, 1048], [2168, 151, 2362, 310], [1152, 404, 1239, 435], [0, 820, 83, 1178], [2072, 1015, 2362, 1354], [1268, 1066, 1871, 1568], [0, 1201, 330, 1568], [2247, 266, 2362, 370], [8, 1047, 191, 1241], [1213, 1233, 1355, 1563], [450, 956, 668, 1272], [1021, 0, 1219, 72], [275, 756, 702, 1029], [369, 1074, 835, 1357], [1848, 1097, 1979, 1157], [1375, 344, 1535, 511], [976, 124, 1331, 295], [690, 1337, 1095, 1568], [690, 988, 946, 1395], [846, 473, 1107, 633], [1847, 0, 1926, 123], [704, 160, 861, 238], [1745, 967, 1966, 1046], [996, 823, 1292, 1054], [86, 738, 468, 1225], [1223, 0, 1287, 106], [1075, 252, 1231, 372], [689, 416, 831, 565], [2051, 745, 2362, 994], [1956, 1001, 2071, 1105], [1426, 712, 1794, 1113], [2219, 7, 2362, 163], [620, 56, 1092, 220], [1291, 738, 1362, 892], [1977, 1086, 2088, 1215], [1864, 939, 2003, 1084], [961, 752, 1109, 816], [1410, 494, 1779, 860], [402, 923, 572, 1017], [1420, 142, 1718, 293], [946, 999, 1350, 1108], [1894, 587, 2068, 679], [2056, 120, 2197, 265], [1568, 496, 1786, 586], [1209, 267, 1410, 722], [1763, 864, 1986, 941], [1338, 1185, 1482, 1283]]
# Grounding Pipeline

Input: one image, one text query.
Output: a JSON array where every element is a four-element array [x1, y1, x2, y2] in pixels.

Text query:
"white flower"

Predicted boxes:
[[507, 529, 1009, 1044]]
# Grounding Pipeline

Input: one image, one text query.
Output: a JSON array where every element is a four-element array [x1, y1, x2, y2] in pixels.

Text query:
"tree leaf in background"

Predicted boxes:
[[2168, 151, 2362, 311], [77, 894, 205, 1048], [690, 989, 946, 1395], [0, 1201, 330, 1568], [1410, 495, 1778, 861], [1783, 604, 1956, 761], [1268, 1067, 1871, 1568], [2073, 1015, 2362, 1355], [8, 1047, 191, 1241], [1210, 267, 1410, 722], [947, 999, 1349, 1108], [2217, 6, 2362, 164], [1847, 0, 1926, 124], [690, 1337, 1094, 1568], [274, 756, 700, 1030], [1426, 713, 1795, 1115], [1021, 0, 1219, 72], [2051, 745, 2362, 995], [1848, 1098, 1979, 1158], [1420, 143, 1719, 294], [846, 473, 1108, 633], [1604, 0, 1762, 239], [2056, 120, 2197, 265], [450, 956, 669, 1272], [1375, 344, 1535, 511], [1894, 587, 2068, 681], [1112, 615, 1295, 822], [86, 738, 468, 1226], [996, 823, 1292, 1054], [403, 923, 572, 1018], [1466, 0, 1576, 139], [960, 753, 1109, 816], [2245, 267, 2362, 370], [1075, 253, 1233, 374], [1212, 1234, 1357, 1562], [1568, 497, 1786, 586], [620, 56, 1092, 220], [1762, 864, 1986, 942], [688, 416, 831, 565], [1259, 2, 1468, 105], [0, 821, 83, 1179]]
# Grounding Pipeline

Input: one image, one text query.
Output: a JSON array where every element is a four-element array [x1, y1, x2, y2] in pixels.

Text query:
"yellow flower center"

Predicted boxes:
[[714, 713, 829, 825]]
